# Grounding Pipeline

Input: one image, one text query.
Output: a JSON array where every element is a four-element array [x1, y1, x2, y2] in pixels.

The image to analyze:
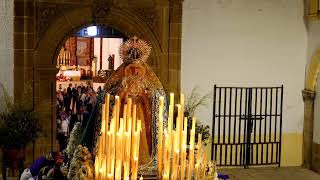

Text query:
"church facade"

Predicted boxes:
[[1, 0, 320, 174]]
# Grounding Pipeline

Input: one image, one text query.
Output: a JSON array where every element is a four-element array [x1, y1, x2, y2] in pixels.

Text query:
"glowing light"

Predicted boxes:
[[87, 26, 97, 36]]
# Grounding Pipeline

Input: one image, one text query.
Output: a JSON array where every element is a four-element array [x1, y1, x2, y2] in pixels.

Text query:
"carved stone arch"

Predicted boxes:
[[303, 48, 320, 170], [33, 5, 166, 159], [306, 48, 320, 91], [35, 7, 162, 72]]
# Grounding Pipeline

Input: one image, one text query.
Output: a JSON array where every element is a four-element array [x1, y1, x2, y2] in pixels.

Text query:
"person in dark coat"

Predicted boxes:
[[20, 152, 58, 180]]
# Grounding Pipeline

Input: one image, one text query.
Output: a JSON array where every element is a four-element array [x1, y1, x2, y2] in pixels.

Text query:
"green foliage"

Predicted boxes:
[[184, 87, 212, 146], [185, 116, 211, 146], [0, 83, 41, 149]]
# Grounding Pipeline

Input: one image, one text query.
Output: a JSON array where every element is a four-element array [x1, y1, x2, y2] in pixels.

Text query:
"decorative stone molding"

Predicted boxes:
[[303, 89, 316, 102], [302, 89, 316, 169], [306, 49, 320, 91], [134, 7, 159, 31], [306, 0, 320, 21], [36, 3, 58, 40], [92, 0, 113, 24], [36, 3, 74, 41]]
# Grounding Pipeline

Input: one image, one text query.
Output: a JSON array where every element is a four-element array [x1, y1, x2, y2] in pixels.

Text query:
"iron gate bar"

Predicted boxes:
[[275, 88, 278, 163], [279, 86, 284, 167], [211, 85, 283, 167]]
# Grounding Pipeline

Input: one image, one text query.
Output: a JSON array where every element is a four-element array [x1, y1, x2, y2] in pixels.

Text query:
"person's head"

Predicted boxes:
[[69, 83, 72, 87], [46, 152, 56, 161], [47, 152, 64, 165], [54, 152, 65, 166]]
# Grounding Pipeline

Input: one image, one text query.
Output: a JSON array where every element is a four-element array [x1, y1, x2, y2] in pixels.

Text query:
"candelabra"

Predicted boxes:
[[157, 93, 207, 180], [95, 93, 209, 180], [57, 49, 71, 67], [95, 95, 142, 180]]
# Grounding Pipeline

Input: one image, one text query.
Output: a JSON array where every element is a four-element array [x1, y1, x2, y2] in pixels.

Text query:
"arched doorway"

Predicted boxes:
[[14, 1, 184, 164], [30, 2, 182, 164], [55, 25, 127, 152], [303, 48, 320, 172]]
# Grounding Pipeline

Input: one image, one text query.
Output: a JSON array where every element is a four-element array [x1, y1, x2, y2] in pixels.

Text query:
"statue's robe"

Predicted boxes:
[[104, 61, 167, 166]]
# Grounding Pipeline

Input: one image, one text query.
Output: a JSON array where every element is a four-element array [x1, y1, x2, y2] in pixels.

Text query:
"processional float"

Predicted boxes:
[[95, 93, 208, 180], [94, 37, 211, 179]]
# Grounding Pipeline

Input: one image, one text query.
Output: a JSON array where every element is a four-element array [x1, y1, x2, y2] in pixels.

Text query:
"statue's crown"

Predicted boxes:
[[119, 36, 151, 63]]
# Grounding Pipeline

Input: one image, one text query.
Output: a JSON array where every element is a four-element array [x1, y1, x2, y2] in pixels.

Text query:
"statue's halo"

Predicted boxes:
[[119, 36, 152, 63]]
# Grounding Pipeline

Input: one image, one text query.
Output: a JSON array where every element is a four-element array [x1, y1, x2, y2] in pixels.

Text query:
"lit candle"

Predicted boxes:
[[139, 176, 144, 180], [163, 131, 169, 178], [196, 133, 202, 166], [115, 96, 120, 131], [181, 117, 188, 180], [131, 104, 137, 166], [110, 118, 116, 179], [115, 130, 122, 180], [95, 156, 99, 180], [194, 163, 200, 180], [195, 134, 202, 180], [126, 98, 132, 131], [131, 156, 139, 180], [180, 93, 185, 117], [126, 99, 132, 173], [176, 104, 182, 154], [131, 120, 141, 180], [105, 94, 110, 176], [187, 117, 196, 180], [180, 94, 185, 154], [171, 130, 179, 180], [201, 153, 207, 179], [170, 93, 174, 110], [106, 131, 111, 178], [122, 105, 127, 161], [105, 94, 110, 129], [168, 93, 174, 157]]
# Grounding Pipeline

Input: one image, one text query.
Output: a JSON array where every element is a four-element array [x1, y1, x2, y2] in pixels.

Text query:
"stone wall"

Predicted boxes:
[[0, 0, 14, 98], [14, 0, 182, 164]]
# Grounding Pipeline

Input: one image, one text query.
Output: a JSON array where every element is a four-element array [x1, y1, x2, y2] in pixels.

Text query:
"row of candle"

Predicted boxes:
[[157, 93, 207, 180], [57, 51, 71, 66], [94, 94, 143, 180]]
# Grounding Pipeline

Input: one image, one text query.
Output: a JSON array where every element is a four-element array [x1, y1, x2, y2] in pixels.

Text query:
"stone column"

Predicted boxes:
[[168, 0, 183, 96], [302, 89, 316, 169]]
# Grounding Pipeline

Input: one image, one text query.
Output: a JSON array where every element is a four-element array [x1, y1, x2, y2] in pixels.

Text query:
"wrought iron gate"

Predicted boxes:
[[211, 85, 283, 168]]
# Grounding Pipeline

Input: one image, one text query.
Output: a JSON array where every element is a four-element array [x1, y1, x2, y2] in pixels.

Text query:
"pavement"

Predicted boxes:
[[218, 167, 320, 180]]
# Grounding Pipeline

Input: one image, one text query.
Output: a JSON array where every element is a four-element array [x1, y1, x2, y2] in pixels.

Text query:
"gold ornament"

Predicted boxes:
[[119, 36, 151, 63]]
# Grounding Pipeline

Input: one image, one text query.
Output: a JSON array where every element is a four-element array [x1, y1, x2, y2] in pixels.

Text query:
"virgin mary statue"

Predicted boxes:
[[104, 37, 167, 167]]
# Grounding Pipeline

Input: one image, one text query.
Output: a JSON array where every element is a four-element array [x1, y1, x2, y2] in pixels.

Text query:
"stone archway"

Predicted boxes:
[[26, 1, 183, 164], [303, 48, 320, 171], [34, 7, 162, 154]]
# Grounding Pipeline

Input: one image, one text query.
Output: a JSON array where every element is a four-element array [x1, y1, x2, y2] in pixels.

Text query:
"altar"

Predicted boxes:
[[56, 70, 81, 81]]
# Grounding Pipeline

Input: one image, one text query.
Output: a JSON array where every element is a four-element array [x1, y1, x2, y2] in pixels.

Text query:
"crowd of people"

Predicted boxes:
[[56, 83, 102, 151], [20, 152, 66, 180]]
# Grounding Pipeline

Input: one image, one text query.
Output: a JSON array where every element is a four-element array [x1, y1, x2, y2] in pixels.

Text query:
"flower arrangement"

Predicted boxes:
[[68, 145, 94, 180], [184, 87, 212, 146], [205, 161, 218, 180], [66, 122, 82, 159], [0, 83, 41, 149]]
